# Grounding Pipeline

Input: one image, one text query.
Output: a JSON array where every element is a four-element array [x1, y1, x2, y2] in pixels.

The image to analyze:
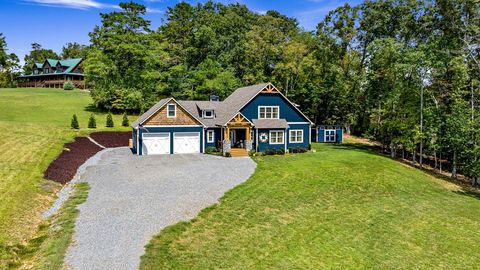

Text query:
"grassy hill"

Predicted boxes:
[[0, 88, 133, 267], [141, 143, 480, 269]]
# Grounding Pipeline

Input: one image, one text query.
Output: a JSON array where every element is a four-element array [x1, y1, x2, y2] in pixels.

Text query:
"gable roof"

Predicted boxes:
[[132, 83, 313, 128], [131, 98, 205, 128], [20, 58, 84, 78]]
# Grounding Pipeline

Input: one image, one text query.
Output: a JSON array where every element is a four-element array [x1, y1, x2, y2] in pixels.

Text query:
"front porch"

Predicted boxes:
[[222, 113, 253, 157]]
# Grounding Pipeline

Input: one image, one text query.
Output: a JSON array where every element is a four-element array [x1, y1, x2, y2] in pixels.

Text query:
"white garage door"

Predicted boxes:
[[174, 132, 200, 154], [142, 133, 170, 155]]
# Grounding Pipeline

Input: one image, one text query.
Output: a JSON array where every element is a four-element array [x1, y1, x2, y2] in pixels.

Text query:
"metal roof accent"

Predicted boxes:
[[252, 119, 289, 129]]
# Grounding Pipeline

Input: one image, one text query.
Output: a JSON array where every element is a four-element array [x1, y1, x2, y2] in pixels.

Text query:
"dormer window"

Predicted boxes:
[[167, 104, 176, 118], [45, 68, 49, 74], [203, 110, 214, 119]]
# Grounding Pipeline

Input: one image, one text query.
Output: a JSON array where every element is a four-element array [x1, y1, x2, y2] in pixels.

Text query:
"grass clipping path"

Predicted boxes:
[[11, 183, 89, 270]]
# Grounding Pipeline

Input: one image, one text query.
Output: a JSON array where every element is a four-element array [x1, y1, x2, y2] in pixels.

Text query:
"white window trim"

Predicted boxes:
[[325, 129, 336, 142], [207, 130, 215, 143], [289, 129, 304, 143], [167, 103, 176, 118], [269, 130, 284, 144], [203, 110, 214, 119], [258, 106, 280, 119]]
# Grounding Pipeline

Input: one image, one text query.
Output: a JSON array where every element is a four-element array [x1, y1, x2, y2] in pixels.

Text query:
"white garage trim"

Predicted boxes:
[[173, 132, 201, 154], [142, 132, 171, 155]]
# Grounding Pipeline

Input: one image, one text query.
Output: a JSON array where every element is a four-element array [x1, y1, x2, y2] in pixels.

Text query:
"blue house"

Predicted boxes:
[[131, 83, 313, 156], [317, 125, 343, 143]]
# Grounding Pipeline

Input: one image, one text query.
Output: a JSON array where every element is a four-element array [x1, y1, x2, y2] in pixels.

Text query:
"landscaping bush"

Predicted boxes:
[[248, 150, 256, 156], [122, 112, 129, 127], [63, 80, 75, 90], [205, 146, 216, 154], [266, 149, 276, 155], [71, 114, 79, 129], [308, 144, 312, 150], [88, 114, 97, 128], [106, 112, 114, 127], [225, 152, 231, 157], [298, 148, 307, 153], [276, 149, 285, 155]]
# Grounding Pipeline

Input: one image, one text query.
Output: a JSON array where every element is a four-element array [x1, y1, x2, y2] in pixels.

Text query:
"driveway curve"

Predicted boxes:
[[64, 147, 256, 270]]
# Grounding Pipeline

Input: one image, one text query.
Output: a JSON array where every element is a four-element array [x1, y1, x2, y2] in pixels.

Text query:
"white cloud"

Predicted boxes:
[[25, 0, 118, 10], [146, 7, 162, 13]]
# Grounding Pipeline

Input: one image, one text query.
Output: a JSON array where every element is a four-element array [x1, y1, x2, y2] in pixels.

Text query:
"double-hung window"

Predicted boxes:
[[270, 130, 284, 144], [325, 130, 336, 142], [259, 106, 279, 119], [207, 130, 215, 143], [167, 104, 176, 118], [289, 130, 303, 143]]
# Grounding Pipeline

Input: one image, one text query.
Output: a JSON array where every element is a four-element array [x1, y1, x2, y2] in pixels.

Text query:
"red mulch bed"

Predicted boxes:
[[90, 131, 131, 148], [44, 131, 132, 184], [44, 137, 103, 184]]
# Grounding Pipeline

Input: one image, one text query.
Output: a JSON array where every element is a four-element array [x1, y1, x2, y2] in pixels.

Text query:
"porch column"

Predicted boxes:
[[222, 126, 231, 155], [245, 126, 253, 151]]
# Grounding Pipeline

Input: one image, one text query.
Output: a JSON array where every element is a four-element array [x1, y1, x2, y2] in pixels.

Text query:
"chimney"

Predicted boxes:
[[209, 95, 220, 102]]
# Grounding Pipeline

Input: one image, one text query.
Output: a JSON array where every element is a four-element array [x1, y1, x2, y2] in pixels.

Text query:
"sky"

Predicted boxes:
[[0, 0, 361, 65]]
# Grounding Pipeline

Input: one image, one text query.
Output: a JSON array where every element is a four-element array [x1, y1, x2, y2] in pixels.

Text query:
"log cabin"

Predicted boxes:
[[16, 58, 84, 89]]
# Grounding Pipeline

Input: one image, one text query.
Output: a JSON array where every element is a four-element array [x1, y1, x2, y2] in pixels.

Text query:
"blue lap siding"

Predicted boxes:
[[240, 93, 309, 122], [133, 126, 204, 155], [204, 128, 222, 149], [286, 123, 310, 149], [317, 125, 343, 143], [256, 128, 286, 152]]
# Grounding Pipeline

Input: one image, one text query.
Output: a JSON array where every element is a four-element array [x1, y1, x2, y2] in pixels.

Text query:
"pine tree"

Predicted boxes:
[[106, 112, 114, 127], [71, 114, 79, 129], [88, 114, 97, 128], [122, 112, 129, 127]]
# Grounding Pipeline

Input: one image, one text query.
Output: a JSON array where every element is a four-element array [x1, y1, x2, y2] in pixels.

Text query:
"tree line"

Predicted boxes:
[[0, 0, 479, 182]]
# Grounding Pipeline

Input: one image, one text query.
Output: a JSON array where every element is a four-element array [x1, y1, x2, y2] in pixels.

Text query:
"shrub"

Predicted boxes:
[[298, 148, 307, 153], [106, 112, 114, 127], [205, 146, 216, 154], [70, 114, 79, 129], [276, 149, 285, 155], [225, 152, 231, 157], [266, 149, 276, 155], [122, 112, 129, 127], [308, 144, 312, 150], [88, 114, 97, 128], [248, 150, 256, 156], [63, 80, 75, 90]]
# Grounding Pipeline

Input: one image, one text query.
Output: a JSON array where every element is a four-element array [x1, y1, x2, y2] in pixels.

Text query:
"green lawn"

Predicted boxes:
[[141, 143, 480, 269], [0, 88, 134, 268]]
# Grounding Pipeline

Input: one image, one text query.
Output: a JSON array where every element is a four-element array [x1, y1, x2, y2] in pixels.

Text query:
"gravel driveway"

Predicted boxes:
[[64, 147, 256, 270]]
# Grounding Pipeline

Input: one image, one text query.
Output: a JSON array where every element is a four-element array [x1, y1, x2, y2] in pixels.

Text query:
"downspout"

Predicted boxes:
[[202, 127, 205, 153], [284, 129, 287, 153], [309, 124, 312, 145], [256, 127, 259, 152], [136, 127, 140, 155]]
